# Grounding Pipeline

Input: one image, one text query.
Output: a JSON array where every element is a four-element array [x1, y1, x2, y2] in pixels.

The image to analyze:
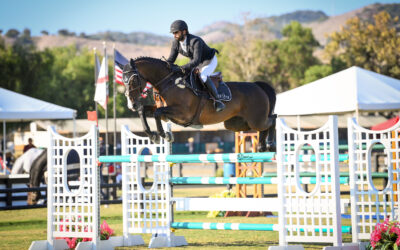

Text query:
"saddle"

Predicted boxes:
[[175, 69, 232, 102]]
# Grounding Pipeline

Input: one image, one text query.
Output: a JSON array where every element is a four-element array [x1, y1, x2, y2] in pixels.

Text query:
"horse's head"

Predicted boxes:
[[122, 59, 147, 111], [123, 57, 180, 111]]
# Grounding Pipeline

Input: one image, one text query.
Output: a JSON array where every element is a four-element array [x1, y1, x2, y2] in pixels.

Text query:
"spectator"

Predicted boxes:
[[99, 137, 106, 155], [186, 137, 194, 154], [23, 138, 36, 153]]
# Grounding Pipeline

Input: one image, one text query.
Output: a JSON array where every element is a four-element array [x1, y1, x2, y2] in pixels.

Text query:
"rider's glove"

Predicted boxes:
[[172, 66, 184, 74]]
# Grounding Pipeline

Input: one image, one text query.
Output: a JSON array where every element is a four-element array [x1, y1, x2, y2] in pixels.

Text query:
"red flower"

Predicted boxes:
[[100, 220, 114, 240], [57, 218, 114, 249], [64, 237, 77, 249], [370, 220, 400, 249]]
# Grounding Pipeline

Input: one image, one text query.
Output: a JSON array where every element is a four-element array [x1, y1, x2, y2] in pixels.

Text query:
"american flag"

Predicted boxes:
[[114, 49, 129, 86]]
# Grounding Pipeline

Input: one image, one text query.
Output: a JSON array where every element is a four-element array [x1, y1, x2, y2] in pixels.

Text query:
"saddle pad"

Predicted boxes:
[[216, 82, 231, 102], [175, 73, 232, 102]]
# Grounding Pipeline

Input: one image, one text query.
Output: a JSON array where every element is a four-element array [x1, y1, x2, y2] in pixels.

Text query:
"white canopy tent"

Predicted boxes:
[[275, 66, 400, 128], [0, 87, 77, 169], [275, 66, 400, 116]]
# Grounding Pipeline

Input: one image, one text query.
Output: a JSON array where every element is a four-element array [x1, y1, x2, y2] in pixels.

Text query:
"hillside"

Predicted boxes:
[[33, 35, 170, 59], [199, 3, 400, 45], [10, 3, 399, 59], [304, 8, 364, 45]]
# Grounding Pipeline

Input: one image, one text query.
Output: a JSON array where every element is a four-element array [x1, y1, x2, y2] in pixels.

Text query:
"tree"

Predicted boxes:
[[325, 11, 400, 79], [217, 20, 320, 92], [216, 17, 272, 82], [16, 28, 34, 45], [278, 21, 320, 88], [5, 29, 20, 38], [302, 65, 333, 84], [58, 29, 75, 36], [40, 30, 49, 35]]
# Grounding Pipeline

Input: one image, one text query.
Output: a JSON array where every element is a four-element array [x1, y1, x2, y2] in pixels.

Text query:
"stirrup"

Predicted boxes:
[[214, 100, 225, 112]]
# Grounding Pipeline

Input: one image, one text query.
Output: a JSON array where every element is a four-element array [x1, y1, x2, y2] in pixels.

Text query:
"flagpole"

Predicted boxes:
[[103, 41, 109, 157], [113, 44, 117, 156], [104, 42, 111, 201], [94, 48, 99, 127]]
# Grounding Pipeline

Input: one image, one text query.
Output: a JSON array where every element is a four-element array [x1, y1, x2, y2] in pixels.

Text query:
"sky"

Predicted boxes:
[[1, 0, 399, 37]]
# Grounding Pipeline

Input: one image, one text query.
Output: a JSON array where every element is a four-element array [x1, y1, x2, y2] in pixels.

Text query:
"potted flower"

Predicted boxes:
[[58, 219, 114, 249], [369, 218, 400, 249]]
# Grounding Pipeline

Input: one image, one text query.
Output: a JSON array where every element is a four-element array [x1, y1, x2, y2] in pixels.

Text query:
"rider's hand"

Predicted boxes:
[[172, 66, 184, 74]]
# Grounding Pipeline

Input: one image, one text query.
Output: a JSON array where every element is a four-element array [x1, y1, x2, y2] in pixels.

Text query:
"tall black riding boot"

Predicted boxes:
[[203, 76, 225, 112]]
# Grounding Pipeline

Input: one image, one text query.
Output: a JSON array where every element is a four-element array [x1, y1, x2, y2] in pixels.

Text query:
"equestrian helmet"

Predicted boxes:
[[170, 20, 188, 33]]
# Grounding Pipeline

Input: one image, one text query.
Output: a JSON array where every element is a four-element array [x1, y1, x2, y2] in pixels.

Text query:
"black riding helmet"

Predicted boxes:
[[170, 20, 188, 33]]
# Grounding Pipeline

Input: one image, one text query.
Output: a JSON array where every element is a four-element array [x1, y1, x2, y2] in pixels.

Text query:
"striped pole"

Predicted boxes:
[[99, 152, 275, 163], [99, 152, 349, 163], [171, 222, 352, 233], [170, 176, 349, 185]]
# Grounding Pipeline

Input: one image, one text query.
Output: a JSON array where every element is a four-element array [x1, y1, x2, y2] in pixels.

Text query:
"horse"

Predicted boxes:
[[122, 57, 277, 152]]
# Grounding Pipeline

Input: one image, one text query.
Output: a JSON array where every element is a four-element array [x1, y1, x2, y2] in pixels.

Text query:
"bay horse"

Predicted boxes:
[[122, 57, 276, 152]]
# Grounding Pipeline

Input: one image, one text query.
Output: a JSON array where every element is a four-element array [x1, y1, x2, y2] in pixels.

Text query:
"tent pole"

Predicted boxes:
[[73, 118, 76, 137], [297, 115, 301, 131], [356, 108, 359, 124], [2, 120, 5, 172]]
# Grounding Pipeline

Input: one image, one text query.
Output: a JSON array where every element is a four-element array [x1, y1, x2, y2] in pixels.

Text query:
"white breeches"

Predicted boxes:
[[200, 55, 217, 82]]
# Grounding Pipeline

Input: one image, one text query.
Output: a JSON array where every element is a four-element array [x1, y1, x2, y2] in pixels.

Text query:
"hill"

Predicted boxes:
[[33, 35, 170, 59], [7, 3, 399, 58], [86, 31, 170, 46]]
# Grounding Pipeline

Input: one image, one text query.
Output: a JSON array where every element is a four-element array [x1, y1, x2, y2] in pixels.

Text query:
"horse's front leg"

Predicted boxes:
[[138, 109, 160, 143], [154, 107, 174, 142]]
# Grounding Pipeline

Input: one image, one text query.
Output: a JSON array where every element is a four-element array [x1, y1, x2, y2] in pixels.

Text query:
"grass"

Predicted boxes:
[[0, 204, 354, 250], [0, 184, 360, 250]]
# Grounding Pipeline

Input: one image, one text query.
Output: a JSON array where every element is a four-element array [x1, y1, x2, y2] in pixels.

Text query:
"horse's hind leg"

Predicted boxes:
[[258, 130, 268, 152], [265, 118, 276, 152], [257, 116, 276, 152]]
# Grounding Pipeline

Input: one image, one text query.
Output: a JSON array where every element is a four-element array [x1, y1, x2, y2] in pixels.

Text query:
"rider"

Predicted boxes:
[[167, 20, 225, 112]]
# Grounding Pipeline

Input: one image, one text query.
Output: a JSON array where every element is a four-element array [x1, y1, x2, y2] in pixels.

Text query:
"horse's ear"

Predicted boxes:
[[130, 58, 135, 67]]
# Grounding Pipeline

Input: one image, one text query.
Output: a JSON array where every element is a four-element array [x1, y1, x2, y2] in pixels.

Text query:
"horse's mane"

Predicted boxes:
[[134, 56, 167, 66]]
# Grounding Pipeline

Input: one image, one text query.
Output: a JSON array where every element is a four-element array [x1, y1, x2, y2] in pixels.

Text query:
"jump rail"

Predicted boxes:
[[99, 152, 349, 163], [170, 176, 350, 185], [171, 222, 352, 233]]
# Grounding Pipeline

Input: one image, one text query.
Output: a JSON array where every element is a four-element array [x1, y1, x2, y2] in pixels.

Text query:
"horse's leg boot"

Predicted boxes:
[[203, 76, 225, 112]]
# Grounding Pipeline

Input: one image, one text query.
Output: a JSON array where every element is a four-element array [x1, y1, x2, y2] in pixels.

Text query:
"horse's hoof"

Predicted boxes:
[[266, 142, 276, 152], [258, 144, 267, 152], [150, 133, 160, 144], [165, 132, 174, 142]]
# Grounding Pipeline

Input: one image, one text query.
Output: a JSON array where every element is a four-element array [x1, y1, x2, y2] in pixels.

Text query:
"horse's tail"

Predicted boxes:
[[254, 81, 276, 116]]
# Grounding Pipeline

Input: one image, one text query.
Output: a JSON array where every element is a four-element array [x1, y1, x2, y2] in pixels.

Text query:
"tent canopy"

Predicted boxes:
[[371, 116, 400, 131], [0, 88, 76, 121], [275, 66, 400, 116]]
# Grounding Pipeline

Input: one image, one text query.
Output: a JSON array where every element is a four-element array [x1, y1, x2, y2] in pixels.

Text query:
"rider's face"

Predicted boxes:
[[173, 30, 185, 42]]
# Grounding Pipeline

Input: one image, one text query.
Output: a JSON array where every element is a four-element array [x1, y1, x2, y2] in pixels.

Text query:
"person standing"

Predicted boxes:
[[23, 138, 36, 153]]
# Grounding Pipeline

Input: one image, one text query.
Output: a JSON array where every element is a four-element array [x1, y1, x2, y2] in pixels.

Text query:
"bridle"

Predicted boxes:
[[123, 63, 148, 110], [123, 60, 178, 110]]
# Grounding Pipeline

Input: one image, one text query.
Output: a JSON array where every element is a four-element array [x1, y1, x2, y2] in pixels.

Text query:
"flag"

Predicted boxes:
[[87, 110, 98, 122], [94, 56, 109, 109], [114, 49, 129, 86], [94, 52, 101, 82]]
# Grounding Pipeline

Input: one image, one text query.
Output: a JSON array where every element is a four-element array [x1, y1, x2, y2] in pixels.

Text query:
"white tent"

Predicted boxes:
[[275, 66, 400, 116], [0, 87, 77, 169], [0, 87, 76, 121]]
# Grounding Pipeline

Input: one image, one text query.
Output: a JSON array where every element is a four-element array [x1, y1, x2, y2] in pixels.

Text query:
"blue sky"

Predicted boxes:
[[1, 0, 399, 36]]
